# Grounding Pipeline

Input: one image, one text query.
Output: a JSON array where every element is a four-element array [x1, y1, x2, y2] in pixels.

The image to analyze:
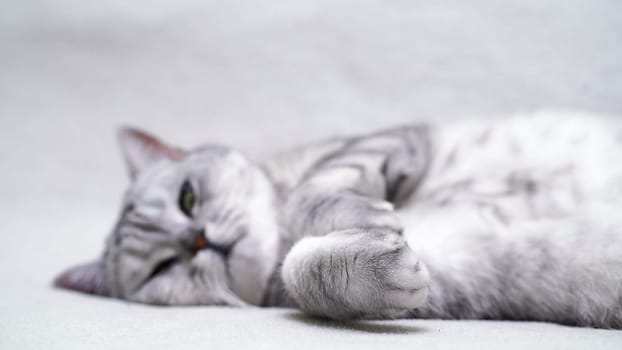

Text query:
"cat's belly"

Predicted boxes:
[[396, 113, 622, 251], [397, 192, 550, 255]]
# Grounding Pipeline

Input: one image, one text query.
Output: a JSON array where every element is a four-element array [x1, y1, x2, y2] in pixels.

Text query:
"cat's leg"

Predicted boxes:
[[279, 126, 432, 319], [281, 228, 429, 319], [283, 126, 430, 239]]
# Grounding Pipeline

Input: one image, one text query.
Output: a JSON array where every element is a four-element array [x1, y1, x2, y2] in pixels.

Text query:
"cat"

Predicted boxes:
[[55, 112, 622, 328]]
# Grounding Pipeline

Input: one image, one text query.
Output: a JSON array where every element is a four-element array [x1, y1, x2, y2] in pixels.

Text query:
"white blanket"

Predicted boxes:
[[1, 1, 621, 348]]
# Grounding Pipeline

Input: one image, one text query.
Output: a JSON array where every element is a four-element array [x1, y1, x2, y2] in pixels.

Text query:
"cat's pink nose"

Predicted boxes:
[[192, 229, 209, 251]]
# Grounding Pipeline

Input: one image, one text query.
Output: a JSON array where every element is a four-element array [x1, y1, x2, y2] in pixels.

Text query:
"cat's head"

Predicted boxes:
[[54, 128, 280, 306]]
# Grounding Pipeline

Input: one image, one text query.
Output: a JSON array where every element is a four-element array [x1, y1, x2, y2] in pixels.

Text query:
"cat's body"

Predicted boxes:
[[56, 113, 622, 328], [399, 116, 622, 325]]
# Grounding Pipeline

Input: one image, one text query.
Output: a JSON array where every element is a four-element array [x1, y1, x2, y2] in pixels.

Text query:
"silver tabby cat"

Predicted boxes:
[[56, 113, 622, 328]]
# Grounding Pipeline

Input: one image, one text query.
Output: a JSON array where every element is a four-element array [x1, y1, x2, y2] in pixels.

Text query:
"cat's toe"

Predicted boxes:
[[383, 246, 430, 310], [365, 206, 404, 233]]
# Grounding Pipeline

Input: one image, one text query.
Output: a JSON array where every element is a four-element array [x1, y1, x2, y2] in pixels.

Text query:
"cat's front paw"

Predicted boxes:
[[356, 198, 404, 233], [282, 229, 429, 320]]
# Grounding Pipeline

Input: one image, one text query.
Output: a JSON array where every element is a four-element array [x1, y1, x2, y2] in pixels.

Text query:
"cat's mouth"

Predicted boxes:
[[142, 230, 247, 289]]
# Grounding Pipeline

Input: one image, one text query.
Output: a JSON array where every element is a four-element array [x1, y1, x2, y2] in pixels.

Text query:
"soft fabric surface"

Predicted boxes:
[[1, 1, 622, 349]]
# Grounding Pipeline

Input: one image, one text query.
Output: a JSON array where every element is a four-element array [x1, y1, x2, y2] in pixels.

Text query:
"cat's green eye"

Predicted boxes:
[[178, 180, 195, 218]]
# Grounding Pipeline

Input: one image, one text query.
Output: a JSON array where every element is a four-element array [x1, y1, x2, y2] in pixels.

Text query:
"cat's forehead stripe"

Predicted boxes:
[[131, 162, 179, 194]]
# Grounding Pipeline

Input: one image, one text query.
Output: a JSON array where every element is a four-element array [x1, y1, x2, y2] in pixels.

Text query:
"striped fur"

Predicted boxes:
[[56, 112, 622, 328]]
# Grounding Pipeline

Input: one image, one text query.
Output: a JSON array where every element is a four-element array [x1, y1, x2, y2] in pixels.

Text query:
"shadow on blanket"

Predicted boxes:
[[283, 312, 430, 334]]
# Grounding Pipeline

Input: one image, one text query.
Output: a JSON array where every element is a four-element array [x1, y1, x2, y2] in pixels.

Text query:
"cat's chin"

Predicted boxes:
[[226, 221, 280, 305]]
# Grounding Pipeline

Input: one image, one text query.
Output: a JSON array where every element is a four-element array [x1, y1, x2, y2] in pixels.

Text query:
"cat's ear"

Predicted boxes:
[[54, 261, 107, 296], [117, 127, 185, 179]]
